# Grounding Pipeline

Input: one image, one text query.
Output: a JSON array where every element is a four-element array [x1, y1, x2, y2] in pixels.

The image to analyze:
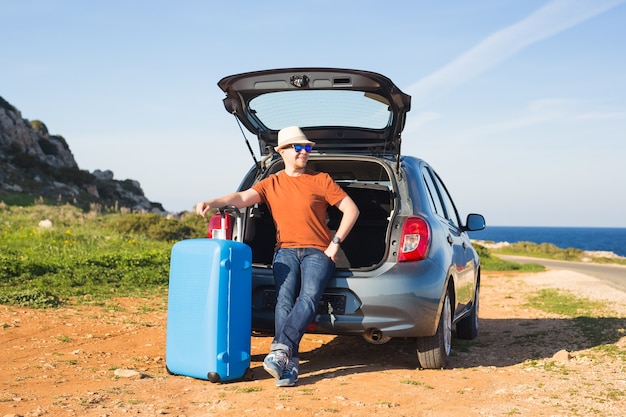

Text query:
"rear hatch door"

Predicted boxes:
[[218, 68, 411, 158]]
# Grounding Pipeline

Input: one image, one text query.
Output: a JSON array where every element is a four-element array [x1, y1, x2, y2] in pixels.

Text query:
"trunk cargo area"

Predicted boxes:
[[243, 158, 394, 270]]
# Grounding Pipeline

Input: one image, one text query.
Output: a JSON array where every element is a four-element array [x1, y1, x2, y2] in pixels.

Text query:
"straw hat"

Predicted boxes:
[[274, 126, 316, 151]]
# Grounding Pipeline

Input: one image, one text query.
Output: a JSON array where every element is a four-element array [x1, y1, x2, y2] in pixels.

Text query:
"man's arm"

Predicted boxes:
[[325, 196, 360, 262], [195, 188, 261, 217]]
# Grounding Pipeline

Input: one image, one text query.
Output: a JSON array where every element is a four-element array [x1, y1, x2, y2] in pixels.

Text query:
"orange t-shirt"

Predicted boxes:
[[251, 170, 347, 252]]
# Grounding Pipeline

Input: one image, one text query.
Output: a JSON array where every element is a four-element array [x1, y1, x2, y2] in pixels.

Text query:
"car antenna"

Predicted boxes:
[[233, 115, 261, 171]]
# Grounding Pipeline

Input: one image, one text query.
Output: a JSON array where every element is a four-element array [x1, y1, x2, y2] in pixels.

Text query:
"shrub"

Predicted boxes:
[[30, 119, 48, 133], [0, 289, 62, 308], [497, 241, 583, 261], [105, 213, 205, 241], [0, 205, 205, 305], [474, 244, 545, 272]]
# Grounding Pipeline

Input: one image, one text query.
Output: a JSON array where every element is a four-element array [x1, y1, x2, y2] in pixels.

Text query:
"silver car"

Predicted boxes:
[[213, 68, 486, 369]]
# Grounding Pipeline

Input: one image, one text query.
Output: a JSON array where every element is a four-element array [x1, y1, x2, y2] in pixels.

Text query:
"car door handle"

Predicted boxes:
[[447, 234, 454, 245]]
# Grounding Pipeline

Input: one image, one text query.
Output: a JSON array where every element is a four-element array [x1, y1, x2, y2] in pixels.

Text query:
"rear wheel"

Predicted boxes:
[[456, 284, 479, 340], [416, 290, 451, 369]]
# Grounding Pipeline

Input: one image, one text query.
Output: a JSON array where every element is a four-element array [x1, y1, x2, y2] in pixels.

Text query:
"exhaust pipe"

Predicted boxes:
[[362, 328, 391, 345]]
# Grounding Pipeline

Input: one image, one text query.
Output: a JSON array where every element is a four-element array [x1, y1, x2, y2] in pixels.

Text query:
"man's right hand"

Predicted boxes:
[[195, 201, 211, 216], [194, 189, 261, 218]]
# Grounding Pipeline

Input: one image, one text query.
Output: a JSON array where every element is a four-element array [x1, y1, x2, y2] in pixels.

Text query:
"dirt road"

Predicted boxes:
[[2, 269, 625, 417]]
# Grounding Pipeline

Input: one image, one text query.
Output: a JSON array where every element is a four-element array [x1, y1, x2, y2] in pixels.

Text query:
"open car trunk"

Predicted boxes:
[[242, 157, 395, 270]]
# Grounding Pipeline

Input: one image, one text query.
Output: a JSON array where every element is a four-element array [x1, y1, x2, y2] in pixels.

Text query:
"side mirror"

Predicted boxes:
[[465, 213, 486, 232]]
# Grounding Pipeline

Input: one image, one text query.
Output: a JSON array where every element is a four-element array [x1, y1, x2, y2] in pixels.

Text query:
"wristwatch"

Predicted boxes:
[[331, 236, 342, 245]]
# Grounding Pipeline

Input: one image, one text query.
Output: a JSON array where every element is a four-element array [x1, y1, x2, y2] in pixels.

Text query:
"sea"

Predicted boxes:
[[468, 226, 626, 258]]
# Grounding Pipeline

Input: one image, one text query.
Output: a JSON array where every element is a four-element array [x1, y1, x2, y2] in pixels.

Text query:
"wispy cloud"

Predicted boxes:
[[406, 0, 625, 110], [448, 99, 572, 141], [447, 98, 626, 141], [575, 111, 626, 120], [410, 111, 442, 128]]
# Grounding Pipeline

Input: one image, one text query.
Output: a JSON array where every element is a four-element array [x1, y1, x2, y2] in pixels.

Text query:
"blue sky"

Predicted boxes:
[[2, 0, 625, 227]]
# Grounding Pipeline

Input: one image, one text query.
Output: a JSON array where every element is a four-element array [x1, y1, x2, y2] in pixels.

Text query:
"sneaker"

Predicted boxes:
[[276, 357, 299, 387], [263, 350, 289, 379]]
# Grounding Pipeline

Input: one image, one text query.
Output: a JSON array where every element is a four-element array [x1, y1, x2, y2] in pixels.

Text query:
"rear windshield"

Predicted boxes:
[[249, 90, 392, 130]]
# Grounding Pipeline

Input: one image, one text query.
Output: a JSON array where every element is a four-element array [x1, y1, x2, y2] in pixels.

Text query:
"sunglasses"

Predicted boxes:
[[292, 144, 313, 153]]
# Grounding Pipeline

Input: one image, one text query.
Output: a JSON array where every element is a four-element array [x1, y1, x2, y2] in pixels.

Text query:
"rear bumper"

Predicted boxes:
[[251, 259, 446, 338]]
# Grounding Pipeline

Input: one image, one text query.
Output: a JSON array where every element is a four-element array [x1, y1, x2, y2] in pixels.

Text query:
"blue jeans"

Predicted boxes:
[[270, 248, 335, 359]]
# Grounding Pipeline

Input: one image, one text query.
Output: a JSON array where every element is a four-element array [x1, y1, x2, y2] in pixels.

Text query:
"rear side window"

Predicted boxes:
[[422, 167, 460, 229], [431, 171, 461, 229], [422, 167, 445, 217]]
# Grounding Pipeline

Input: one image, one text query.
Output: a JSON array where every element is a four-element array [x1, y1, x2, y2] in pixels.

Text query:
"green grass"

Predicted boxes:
[[0, 191, 45, 206], [475, 239, 626, 271], [527, 288, 626, 347], [0, 203, 206, 307], [487, 241, 626, 266], [526, 288, 607, 317], [590, 343, 626, 361], [498, 241, 584, 261], [1, 202, 620, 308], [474, 244, 545, 272], [235, 386, 262, 393]]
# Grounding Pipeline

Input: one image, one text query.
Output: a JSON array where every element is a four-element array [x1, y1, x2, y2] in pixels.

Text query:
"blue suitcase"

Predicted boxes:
[[165, 216, 253, 382]]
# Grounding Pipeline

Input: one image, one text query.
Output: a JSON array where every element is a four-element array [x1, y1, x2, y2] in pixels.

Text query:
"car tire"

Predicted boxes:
[[416, 289, 451, 369], [456, 283, 479, 340]]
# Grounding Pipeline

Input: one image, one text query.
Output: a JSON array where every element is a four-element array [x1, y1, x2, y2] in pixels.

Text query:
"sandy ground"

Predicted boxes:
[[2, 268, 626, 417]]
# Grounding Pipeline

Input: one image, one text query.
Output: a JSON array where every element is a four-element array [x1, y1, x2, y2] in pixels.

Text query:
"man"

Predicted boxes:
[[196, 126, 359, 387]]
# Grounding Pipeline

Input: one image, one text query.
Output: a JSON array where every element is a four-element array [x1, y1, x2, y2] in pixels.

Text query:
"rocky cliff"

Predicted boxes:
[[0, 96, 164, 212]]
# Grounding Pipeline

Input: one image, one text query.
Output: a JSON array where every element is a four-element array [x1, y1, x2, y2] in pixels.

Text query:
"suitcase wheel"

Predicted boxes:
[[206, 368, 253, 383]]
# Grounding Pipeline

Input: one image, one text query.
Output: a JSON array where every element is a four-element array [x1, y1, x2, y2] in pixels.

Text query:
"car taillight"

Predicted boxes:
[[398, 217, 430, 262], [207, 213, 233, 239]]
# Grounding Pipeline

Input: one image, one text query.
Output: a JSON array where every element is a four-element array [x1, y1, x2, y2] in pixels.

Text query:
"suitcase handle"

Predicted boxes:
[[217, 206, 243, 242]]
